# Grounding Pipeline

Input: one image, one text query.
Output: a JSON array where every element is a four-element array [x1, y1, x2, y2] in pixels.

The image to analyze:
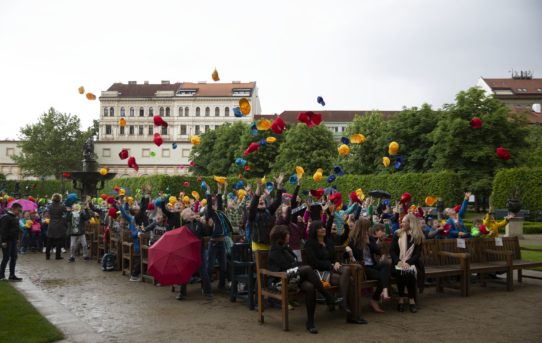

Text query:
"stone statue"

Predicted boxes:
[[83, 137, 95, 161]]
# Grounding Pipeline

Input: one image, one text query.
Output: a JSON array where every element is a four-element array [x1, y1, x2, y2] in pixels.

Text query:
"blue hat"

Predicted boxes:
[[201, 181, 207, 190], [172, 142, 177, 149], [235, 158, 247, 167], [259, 139, 267, 146], [327, 175, 336, 183], [233, 180, 245, 190], [394, 156, 404, 170], [265, 181, 274, 193], [317, 96, 326, 106], [250, 122, 258, 136], [333, 166, 344, 176], [289, 174, 298, 185], [341, 137, 350, 145], [233, 107, 243, 118]]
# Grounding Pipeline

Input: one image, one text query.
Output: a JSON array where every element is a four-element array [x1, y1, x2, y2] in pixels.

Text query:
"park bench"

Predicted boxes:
[[121, 229, 134, 276], [96, 224, 107, 262], [109, 226, 123, 271], [140, 233, 156, 284], [255, 246, 364, 331]]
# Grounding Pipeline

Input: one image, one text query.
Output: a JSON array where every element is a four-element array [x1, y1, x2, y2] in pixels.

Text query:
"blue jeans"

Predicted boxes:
[[1, 240, 18, 277], [207, 240, 227, 288]]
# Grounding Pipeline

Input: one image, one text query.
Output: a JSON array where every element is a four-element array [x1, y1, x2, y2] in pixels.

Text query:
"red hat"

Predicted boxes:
[[128, 156, 139, 171], [153, 133, 163, 147], [400, 192, 412, 204], [153, 115, 168, 128], [479, 224, 489, 235], [62, 172, 71, 178], [107, 196, 115, 205], [442, 223, 451, 236], [108, 207, 118, 219], [496, 146, 511, 161], [183, 181, 190, 187], [470, 117, 482, 129], [329, 192, 343, 206], [118, 148, 129, 160], [243, 142, 259, 156], [270, 117, 286, 134], [453, 204, 461, 214], [349, 191, 361, 203], [100, 194, 107, 200], [147, 203, 155, 211], [114, 185, 120, 192], [310, 188, 325, 200], [298, 111, 322, 128]]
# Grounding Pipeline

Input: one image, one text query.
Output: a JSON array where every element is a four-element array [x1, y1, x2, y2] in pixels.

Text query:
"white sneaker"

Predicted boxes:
[[129, 276, 141, 282], [61, 248, 66, 253], [42, 247, 46, 253], [52, 248, 56, 253]]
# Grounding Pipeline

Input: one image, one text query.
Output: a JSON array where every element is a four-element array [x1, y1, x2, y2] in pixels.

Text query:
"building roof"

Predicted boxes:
[[255, 110, 399, 124], [482, 78, 542, 95], [105, 81, 256, 98]]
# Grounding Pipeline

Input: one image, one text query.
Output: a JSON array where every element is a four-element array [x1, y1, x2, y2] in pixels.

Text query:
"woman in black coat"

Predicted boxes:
[[268, 225, 336, 334], [46, 193, 67, 260]]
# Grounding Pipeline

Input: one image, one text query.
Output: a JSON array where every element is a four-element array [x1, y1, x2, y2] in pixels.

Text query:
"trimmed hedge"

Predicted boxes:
[[1, 180, 73, 198], [491, 167, 542, 215]]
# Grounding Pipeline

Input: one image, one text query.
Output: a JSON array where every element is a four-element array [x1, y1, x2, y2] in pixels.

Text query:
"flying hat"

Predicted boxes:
[[329, 192, 343, 207], [349, 191, 362, 203], [172, 142, 177, 149], [150, 151, 156, 157], [350, 134, 366, 144], [128, 156, 139, 171], [341, 137, 350, 145], [214, 176, 227, 184], [496, 146, 511, 160], [270, 117, 286, 134], [338, 144, 350, 156], [119, 148, 129, 160], [333, 166, 344, 176], [265, 182, 274, 193], [108, 207, 118, 219], [86, 93, 96, 100], [119, 118, 126, 127], [327, 175, 336, 183], [243, 142, 259, 156], [212, 68, 220, 81], [153, 133, 163, 147], [233, 107, 243, 118], [235, 158, 247, 167], [289, 174, 298, 185], [153, 115, 168, 128], [239, 98, 251, 115], [258, 138, 267, 146], [191, 191, 200, 201], [313, 169, 323, 182], [78, 86, 85, 94], [266, 136, 277, 144], [400, 192, 412, 204], [191, 135, 201, 145], [470, 117, 482, 129], [100, 168, 108, 176], [296, 166, 304, 178], [383, 156, 391, 167], [425, 196, 437, 207], [317, 96, 325, 106], [388, 141, 399, 155], [256, 119, 272, 131], [310, 188, 325, 199], [298, 111, 322, 128], [183, 181, 190, 187]]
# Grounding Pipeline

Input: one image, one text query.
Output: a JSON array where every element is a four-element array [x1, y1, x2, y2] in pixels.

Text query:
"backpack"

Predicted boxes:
[[101, 253, 116, 271]]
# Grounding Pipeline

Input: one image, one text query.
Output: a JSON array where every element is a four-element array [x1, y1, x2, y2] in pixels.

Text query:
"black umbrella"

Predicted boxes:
[[368, 190, 391, 199]]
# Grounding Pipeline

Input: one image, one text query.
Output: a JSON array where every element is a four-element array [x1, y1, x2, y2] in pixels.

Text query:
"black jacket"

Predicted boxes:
[[348, 235, 381, 266], [160, 199, 181, 229], [248, 189, 283, 245], [268, 243, 299, 272], [390, 233, 421, 267], [0, 211, 19, 242], [304, 213, 337, 271], [183, 219, 210, 240]]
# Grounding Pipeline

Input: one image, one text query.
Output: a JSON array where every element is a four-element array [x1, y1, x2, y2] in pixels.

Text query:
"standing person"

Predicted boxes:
[[445, 192, 472, 238], [67, 203, 92, 262], [117, 198, 142, 281], [390, 213, 424, 313], [0, 203, 23, 281], [46, 193, 67, 260]]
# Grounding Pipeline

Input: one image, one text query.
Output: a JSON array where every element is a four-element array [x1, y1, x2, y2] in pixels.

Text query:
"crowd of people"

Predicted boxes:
[[0, 180, 514, 334]]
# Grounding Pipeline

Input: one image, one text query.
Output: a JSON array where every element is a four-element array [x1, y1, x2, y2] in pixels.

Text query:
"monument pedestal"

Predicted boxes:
[[505, 217, 524, 239]]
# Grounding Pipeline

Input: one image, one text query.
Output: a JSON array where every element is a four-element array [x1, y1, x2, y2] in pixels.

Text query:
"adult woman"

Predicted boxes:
[[268, 225, 337, 334], [390, 213, 424, 313], [46, 193, 67, 260], [346, 218, 391, 313], [304, 217, 367, 324]]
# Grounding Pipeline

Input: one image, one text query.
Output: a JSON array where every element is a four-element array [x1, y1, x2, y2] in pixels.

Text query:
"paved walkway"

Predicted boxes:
[[12, 250, 542, 343]]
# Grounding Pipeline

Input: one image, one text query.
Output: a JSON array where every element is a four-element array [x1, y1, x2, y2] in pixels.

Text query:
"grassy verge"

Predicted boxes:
[[519, 244, 542, 271], [0, 282, 64, 343]]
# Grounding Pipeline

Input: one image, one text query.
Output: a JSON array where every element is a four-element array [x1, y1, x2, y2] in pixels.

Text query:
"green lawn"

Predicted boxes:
[[0, 282, 64, 343], [519, 244, 542, 271]]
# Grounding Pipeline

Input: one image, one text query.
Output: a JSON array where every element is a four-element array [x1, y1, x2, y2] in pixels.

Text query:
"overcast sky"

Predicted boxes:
[[0, 0, 540, 139]]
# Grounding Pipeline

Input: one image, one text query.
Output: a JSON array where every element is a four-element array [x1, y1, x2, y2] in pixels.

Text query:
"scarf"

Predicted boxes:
[[398, 232, 417, 278]]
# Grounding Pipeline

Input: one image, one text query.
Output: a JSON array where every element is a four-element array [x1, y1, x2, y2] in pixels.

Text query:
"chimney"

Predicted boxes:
[[161, 80, 170, 84], [144, 81, 149, 85], [128, 81, 137, 85]]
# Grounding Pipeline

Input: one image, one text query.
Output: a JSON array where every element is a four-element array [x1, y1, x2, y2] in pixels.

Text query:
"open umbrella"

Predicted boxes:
[[368, 190, 391, 199], [8, 199, 38, 211], [148, 227, 202, 286]]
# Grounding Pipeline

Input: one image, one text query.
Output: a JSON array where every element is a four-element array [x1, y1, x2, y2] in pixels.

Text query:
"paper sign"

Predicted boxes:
[[469, 195, 475, 202], [457, 238, 466, 249], [495, 237, 503, 247]]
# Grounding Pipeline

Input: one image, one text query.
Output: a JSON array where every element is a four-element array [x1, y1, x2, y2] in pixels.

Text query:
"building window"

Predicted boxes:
[[120, 107, 126, 117], [205, 107, 210, 117], [142, 148, 150, 157], [129, 125, 135, 135], [159, 107, 164, 116], [178, 107, 183, 116], [165, 107, 170, 117], [129, 107, 135, 117], [195, 125, 200, 134], [182, 149, 190, 157], [110, 107, 115, 116], [138, 125, 144, 135], [120, 126, 125, 135], [205, 125, 210, 132], [148, 125, 153, 135], [102, 148, 111, 157], [161, 126, 168, 135], [139, 107, 144, 117], [103, 107, 109, 117], [149, 107, 154, 117], [6, 148, 15, 157], [181, 125, 187, 135], [162, 149, 170, 158], [225, 107, 230, 117], [196, 107, 201, 116], [106, 125, 112, 135], [185, 107, 189, 117], [215, 107, 220, 116]]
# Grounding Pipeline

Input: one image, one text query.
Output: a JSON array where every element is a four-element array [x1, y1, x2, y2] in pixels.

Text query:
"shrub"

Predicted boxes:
[[491, 167, 542, 214]]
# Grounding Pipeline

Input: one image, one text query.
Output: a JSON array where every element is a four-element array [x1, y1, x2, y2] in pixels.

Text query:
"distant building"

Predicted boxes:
[[96, 80, 260, 177], [477, 72, 542, 124]]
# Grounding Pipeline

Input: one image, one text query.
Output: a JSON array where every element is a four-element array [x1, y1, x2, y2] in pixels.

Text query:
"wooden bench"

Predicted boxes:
[[255, 247, 364, 331], [96, 224, 106, 262], [121, 229, 134, 276], [140, 233, 156, 284], [109, 227, 123, 271]]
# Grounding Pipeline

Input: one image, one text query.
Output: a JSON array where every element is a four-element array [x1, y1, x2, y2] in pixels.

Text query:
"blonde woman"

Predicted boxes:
[[390, 213, 424, 313]]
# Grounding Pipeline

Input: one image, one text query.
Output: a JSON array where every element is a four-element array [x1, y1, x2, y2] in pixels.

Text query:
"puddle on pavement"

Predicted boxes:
[[33, 278, 83, 289]]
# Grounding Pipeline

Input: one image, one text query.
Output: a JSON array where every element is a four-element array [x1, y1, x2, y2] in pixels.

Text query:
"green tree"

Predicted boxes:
[[272, 123, 336, 175], [429, 87, 529, 208], [207, 122, 247, 175], [189, 129, 219, 175], [342, 112, 390, 174], [235, 128, 284, 178], [386, 104, 442, 172], [517, 124, 542, 167], [12, 107, 95, 179]]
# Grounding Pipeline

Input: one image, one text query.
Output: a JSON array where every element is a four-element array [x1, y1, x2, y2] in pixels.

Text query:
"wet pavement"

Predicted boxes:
[[13, 252, 542, 343]]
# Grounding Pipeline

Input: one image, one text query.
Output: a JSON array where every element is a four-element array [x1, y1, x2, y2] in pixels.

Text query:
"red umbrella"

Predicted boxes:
[[148, 226, 202, 286], [8, 199, 38, 211]]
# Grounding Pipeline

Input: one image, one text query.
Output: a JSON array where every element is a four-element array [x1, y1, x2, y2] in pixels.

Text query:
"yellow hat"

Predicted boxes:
[[356, 188, 365, 201], [201, 199, 208, 206], [256, 119, 272, 131], [266, 136, 277, 144], [214, 176, 227, 184], [388, 141, 399, 155], [383, 157, 390, 168], [238, 189, 247, 200], [350, 133, 366, 144], [296, 166, 304, 179], [212, 68, 220, 82], [99, 168, 108, 176], [119, 118, 126, 127], [191, 135, 201, 145], [86, 92, 96, 100], [239, 98, 251, 115], [119, 188, 126, 196], [168, 196, 177, 204], [313, 171, 323, 182], [182, 196, 190, 204], [338, 144, 350, 156], [425, 196, 437, 207], [191, 191, 200, 201], [78, 86, 85, 94]]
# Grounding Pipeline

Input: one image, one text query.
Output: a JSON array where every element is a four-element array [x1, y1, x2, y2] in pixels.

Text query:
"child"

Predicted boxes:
[[483, 208, 512, 238], [18, 211, 31, 254], [118, 198, 142, 281], [67, 203, 92, 262], [470, 219, 484, 238]]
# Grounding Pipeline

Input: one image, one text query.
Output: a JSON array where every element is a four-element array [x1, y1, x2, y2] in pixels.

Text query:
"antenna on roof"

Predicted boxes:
[[511, 69, 533, 80]]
